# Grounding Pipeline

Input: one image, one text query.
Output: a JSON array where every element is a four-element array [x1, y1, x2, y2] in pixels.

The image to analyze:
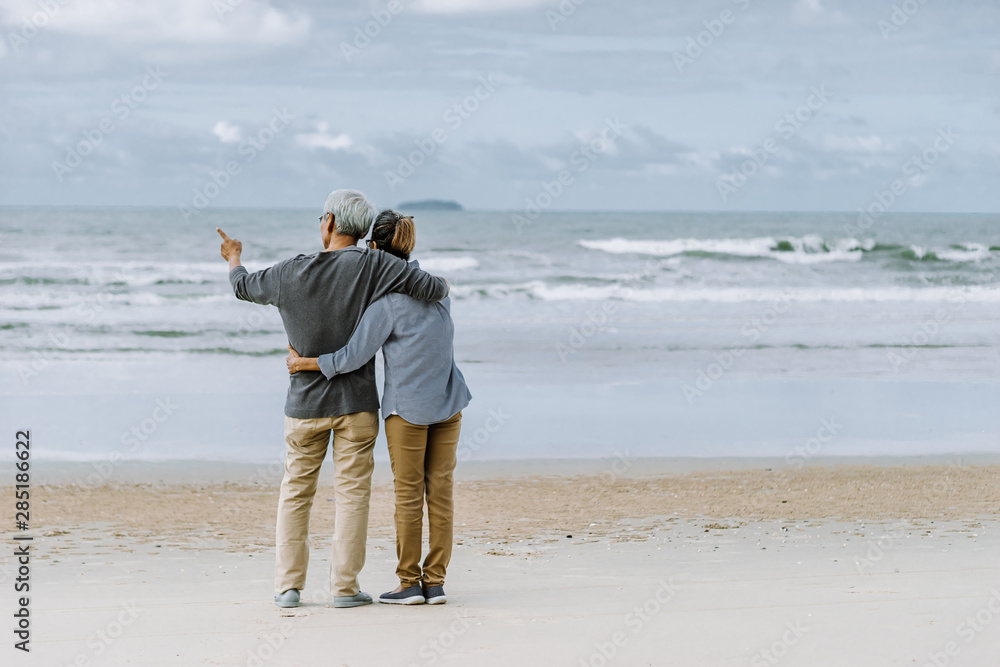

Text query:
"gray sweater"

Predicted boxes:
[[229, 246, 449, 419], [317, 261, 471, 425]]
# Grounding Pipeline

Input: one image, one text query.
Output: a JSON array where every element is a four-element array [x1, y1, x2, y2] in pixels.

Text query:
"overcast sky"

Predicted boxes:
[[0, 0, 997, 212]]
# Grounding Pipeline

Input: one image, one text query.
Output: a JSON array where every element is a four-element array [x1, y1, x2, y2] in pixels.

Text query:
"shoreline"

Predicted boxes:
[[28, 453, 1000, 485], [14, 460, 999, 556]]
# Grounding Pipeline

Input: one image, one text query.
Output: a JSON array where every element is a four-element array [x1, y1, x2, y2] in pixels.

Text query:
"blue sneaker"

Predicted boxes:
[[274, 589, 300, 608], [422, 584, 447, 605], [378, 585, 425, 605], [333, 591, 373, 608]]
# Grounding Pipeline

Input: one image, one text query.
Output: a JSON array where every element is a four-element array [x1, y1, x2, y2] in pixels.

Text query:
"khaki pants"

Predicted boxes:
[[384, 411, 462, 588], [275, 411, 379, 596]]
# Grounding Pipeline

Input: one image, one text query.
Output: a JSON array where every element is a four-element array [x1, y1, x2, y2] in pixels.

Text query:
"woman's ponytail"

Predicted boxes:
[[391, 216, 416, 258], [369, 209, 416, 261]]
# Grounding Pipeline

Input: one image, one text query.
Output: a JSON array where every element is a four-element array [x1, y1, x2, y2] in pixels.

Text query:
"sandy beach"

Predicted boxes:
[[5, 458, 999, 666]]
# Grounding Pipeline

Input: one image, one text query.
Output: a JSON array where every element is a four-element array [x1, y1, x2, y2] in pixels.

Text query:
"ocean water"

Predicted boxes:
[[1, 208, 999, 464]]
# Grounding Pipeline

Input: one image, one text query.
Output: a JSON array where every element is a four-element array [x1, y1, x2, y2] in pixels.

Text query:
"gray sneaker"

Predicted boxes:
[[422, 584, 447, 605], [274, 589, 300, 608], [379, 585, 425, 605], [333, 591, 373, 608]]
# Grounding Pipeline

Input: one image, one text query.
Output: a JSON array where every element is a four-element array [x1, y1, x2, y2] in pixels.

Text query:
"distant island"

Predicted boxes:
[[395, 199, 463, 211]]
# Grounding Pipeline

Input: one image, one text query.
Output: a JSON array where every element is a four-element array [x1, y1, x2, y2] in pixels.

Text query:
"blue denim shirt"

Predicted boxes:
[[317, 261, 471, 425]]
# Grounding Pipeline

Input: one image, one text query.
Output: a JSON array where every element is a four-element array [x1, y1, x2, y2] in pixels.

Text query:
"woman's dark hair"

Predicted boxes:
[[369, 209, 416, 261]]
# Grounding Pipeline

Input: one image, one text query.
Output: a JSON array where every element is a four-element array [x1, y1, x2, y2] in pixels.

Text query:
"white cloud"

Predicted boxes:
[[295, 123, 352, 151], [212, 121, 242, 143], [793, 0, 823, 20], [0, 0, 309, 45], [682, 151, 718, 170], [821, 135, 890, 154], [792, 0, 848, 25], [413, 0, 549, 13]]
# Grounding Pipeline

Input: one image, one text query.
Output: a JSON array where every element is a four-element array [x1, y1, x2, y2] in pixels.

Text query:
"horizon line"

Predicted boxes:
[[1, 204, 998, 216]]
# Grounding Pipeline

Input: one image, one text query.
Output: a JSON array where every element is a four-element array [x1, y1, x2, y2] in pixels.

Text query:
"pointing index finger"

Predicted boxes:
[[216, 228, 230, 241]]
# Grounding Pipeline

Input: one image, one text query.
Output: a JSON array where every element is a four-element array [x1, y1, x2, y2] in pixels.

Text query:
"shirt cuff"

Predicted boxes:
[[228, 264, 247, 282], [317, 353, 338, 380]]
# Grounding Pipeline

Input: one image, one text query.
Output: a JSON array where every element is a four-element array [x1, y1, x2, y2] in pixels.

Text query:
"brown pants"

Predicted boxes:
[[384, 411, 462, 588], [275, 411, 379, 596]]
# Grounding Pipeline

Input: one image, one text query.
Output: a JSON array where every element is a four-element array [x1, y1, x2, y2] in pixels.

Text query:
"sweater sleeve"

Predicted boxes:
[[317, 298, 394, 379], [371, 251, 449, 303], [229, 261, 283, 306]]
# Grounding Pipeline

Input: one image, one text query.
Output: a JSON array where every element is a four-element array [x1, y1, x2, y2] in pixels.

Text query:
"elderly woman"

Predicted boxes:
[[286, 210, 471, 605]]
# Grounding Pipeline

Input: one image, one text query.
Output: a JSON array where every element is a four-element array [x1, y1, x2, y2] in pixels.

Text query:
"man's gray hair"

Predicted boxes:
[[323, 189, 377, 239]]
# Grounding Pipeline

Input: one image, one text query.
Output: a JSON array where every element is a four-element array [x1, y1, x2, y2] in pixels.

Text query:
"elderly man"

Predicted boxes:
[[217, 189, 449, 609]]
